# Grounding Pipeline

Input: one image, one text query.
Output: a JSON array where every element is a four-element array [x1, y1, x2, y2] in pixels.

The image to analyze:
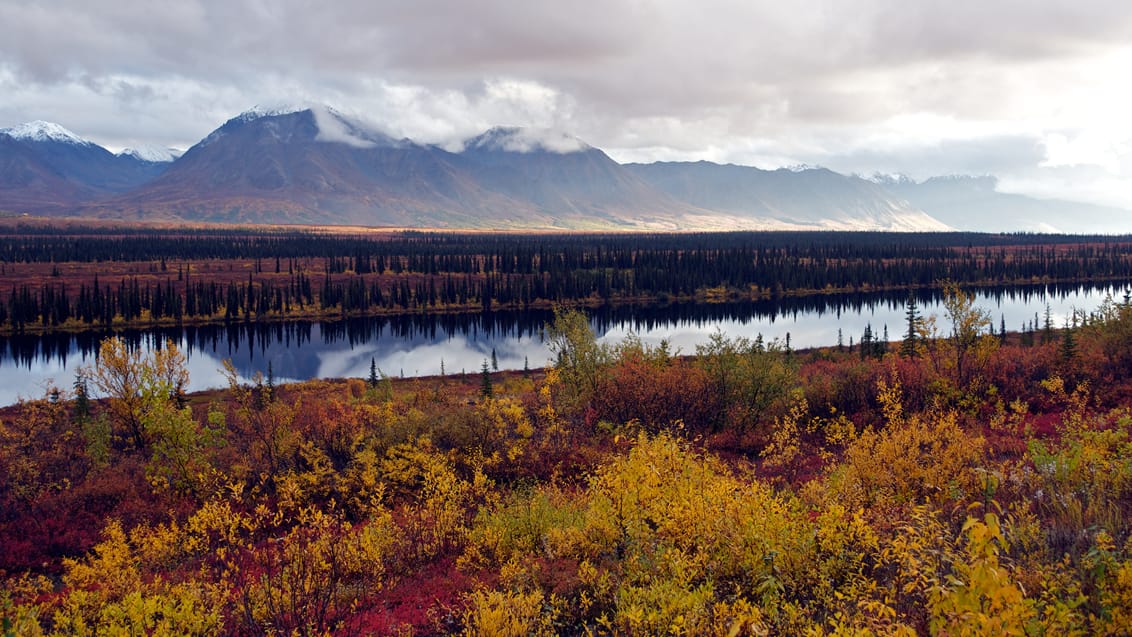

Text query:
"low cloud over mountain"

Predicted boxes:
[[1, 107, 1125, 232]]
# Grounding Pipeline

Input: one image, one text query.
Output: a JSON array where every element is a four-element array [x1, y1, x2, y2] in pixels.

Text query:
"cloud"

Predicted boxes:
[[1, 1, 1132, 207], [309, 106, 380, 148], [465, 126, 588, 154]]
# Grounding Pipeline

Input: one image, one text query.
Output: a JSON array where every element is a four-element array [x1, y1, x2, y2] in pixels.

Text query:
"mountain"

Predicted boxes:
[[875, 175, 1131, 233], [6, 106, 1124, 232], [0, 121, 172, 213], [0, 133, 100, 213], [99, 106, 547, 226], [117, 145, 183, 163], [625, 161, 951, 231], [454, 127, 697, 227]]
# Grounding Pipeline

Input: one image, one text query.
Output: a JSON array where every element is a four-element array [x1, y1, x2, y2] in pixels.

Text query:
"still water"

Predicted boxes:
[[0, 283, 1125, 405]]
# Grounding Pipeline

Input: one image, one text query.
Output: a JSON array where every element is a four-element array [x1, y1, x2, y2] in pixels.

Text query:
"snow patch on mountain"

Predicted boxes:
[[866, 172, 916, 185], [784, 163, 820, 173], [464, 127, 589, 154], [1, 120, 92, 146], [235, 104, 310, 123], [118, 145, 183, 163]]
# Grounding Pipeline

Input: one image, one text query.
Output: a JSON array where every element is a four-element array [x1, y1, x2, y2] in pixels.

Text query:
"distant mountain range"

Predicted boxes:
[[870, 174, 1131, 234], [1, 106, 1127, 232]]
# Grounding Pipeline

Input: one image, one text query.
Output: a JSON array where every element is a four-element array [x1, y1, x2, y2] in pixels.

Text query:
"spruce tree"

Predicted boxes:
[[860, 324, 873, 360], [1060, 317, 1078, 362], [480, 359, 493, 398], [901, 293, 920, 358]]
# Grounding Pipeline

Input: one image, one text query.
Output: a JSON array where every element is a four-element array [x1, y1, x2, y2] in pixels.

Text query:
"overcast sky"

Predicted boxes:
[[2, 0, 1131, 207]]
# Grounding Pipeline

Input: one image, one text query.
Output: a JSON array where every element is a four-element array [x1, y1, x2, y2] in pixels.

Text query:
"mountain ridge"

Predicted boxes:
[[1, 107, 1126, 232]]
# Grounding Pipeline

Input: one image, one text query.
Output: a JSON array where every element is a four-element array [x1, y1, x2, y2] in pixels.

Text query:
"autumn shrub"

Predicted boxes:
[[695, 331, 799, 439], [984, 343, 1060, 406], [218, 363, 303, 489], [819, 382, 987, 514], [235, 506, 395, 637], [801, 356, 879, 420], [15, 317, 1132, 635], [1027, 405, 1132, 557], [927, 509, 1093, 636], [0, 389, 95, 571], [382, 440, 496, 564], [547, 307, 612, 419], [460, 588, 559, 637], [292, 395, 368, 471], [461, 486, 586, 573], [576, 433, 818, 630], [1093, 538, 1132, 635], [592, 352, 718, 434], [1085, 295, 1132, 378], [49, 520, 224, 636]]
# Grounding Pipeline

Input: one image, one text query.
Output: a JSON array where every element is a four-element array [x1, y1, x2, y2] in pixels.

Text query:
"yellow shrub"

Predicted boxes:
[[461, 486, 586, 571], [461, 588, 558, 637], [52, 521, 225, 636], [928, 512, 1036, 637], [577, 433, 812, 629], [825, 409, 985, 511]]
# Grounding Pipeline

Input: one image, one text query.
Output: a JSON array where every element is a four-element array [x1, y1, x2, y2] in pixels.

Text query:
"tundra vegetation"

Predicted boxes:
[[5, 290, 1132, 635]]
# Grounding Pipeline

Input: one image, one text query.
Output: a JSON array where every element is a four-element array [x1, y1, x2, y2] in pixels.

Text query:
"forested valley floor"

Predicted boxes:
[[1, 223, 1132, 333]]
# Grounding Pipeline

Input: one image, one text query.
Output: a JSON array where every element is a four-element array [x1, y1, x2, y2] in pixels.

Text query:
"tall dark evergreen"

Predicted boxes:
[[1060, 317, 1078, 362], [901, 293, 920, 358], [368, 357, 379, 388], [1042, 305, 1054, 344], [480, 359, 493, 398]]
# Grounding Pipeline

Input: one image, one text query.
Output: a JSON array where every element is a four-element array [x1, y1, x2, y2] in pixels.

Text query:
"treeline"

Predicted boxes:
[[3, 228, 1132, 264], [5, 230, 1132, 332]]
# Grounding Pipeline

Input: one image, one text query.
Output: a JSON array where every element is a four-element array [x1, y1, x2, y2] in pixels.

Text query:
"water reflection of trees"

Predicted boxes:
[[0, 282, 1124, 372]]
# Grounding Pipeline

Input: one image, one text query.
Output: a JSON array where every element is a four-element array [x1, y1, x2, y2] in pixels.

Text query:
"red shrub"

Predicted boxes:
[[592, 354, 719, 433]]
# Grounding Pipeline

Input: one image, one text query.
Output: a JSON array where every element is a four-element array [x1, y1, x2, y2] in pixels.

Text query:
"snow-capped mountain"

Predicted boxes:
[[0, 120, 94, 146], [200, 105, 398, 150], [0, 120, 173, 209], [233, 104, 311, 122], [2, 106, 1126, 232], [117, 145, 183, 163]]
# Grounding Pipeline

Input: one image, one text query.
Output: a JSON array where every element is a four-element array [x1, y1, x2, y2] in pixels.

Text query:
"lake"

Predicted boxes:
[[0, 282, 1124, 405]]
